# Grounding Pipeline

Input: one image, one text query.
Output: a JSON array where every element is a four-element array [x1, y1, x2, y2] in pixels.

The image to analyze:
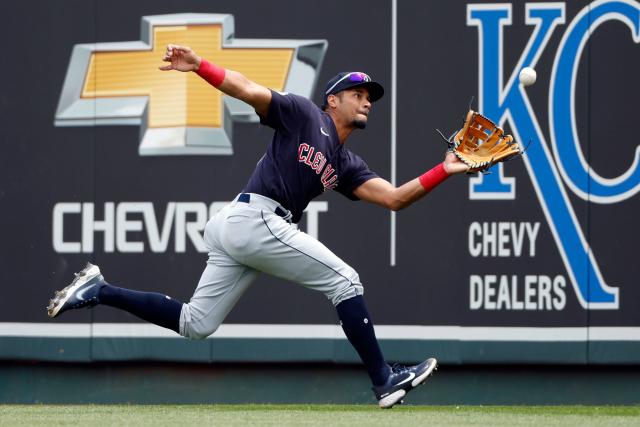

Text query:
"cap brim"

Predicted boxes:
[[355, 81, 384, 103]]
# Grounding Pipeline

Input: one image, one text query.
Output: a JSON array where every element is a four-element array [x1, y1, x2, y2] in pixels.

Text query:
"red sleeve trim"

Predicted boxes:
[[418, 162, 450, 193], [196, 59, 226, 87]]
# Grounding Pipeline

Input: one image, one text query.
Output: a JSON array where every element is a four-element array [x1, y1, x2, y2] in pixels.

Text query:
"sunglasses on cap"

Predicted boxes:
[[325, 72, 372, 95]]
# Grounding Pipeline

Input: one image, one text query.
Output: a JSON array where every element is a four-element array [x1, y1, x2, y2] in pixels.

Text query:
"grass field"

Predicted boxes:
[[1, 405, 639, 426]]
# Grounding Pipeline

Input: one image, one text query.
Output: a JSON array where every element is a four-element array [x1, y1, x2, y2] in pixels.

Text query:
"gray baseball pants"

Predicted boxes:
[[179, 193, 364, 339]]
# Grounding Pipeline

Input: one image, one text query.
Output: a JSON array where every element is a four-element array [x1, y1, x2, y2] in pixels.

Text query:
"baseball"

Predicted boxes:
[[519, 67, 537, 86]]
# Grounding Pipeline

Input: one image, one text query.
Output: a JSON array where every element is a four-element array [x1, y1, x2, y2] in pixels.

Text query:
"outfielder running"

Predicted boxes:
[[48, 44, 470, 408]]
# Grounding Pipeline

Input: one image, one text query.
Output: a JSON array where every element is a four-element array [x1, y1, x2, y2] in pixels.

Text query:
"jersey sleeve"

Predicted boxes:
[[335, 151, 379, 201], [258, 90, 314, 133]]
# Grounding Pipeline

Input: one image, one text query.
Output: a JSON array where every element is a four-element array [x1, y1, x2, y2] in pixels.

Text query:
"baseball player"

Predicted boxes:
[[47, 44, 469, 408]]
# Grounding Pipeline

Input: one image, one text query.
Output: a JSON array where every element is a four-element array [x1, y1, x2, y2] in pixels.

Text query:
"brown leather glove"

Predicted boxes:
[[450, 110, 522, 173]]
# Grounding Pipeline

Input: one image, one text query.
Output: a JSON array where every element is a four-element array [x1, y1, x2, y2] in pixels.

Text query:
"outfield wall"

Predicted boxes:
[[2, 363, 640, 405], [1, 0, 639, 365]]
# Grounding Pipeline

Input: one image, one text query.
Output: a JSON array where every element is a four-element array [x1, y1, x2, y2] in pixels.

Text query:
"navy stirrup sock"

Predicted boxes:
[[98, 283, 183, 334], [336, 295, 390, 386]]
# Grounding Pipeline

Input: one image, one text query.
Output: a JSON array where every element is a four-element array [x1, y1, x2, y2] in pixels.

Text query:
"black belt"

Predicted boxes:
[[238, 193, 291, 220]]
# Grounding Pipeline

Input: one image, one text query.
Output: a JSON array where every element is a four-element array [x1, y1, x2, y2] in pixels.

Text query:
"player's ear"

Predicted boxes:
[[327, 94, 338, 110]]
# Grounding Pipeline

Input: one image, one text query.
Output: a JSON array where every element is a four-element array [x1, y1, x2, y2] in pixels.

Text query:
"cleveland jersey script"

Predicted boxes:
[[244, 91, 378, 223]]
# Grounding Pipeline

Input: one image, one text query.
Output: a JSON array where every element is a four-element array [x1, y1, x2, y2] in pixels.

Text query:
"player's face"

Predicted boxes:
[[337, 88, 371, 129]]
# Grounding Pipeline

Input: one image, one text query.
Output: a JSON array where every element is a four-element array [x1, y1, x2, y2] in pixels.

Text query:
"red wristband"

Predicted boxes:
[[418, 162, 450, 193], [196, 59, 226, 87]]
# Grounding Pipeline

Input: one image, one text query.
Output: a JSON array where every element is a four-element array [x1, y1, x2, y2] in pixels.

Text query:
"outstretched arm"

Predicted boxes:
[[353, 152, 469, 211], [159, 44, 272, 117]]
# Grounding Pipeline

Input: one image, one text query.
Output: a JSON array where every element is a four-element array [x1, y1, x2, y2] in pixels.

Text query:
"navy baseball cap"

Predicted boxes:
[[322, 71, 384, 108]]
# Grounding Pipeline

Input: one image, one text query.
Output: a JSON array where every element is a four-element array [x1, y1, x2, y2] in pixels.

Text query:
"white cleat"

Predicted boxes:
[[47, 263, 104, 318]]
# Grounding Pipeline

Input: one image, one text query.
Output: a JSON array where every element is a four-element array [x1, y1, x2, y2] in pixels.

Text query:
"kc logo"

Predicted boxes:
[[55, 14, 327, 155], [468, 0, 640, 309]]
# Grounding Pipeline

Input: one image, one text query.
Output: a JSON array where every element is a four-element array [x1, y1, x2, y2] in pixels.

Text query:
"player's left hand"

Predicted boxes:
[[443, 151, 469, 175]]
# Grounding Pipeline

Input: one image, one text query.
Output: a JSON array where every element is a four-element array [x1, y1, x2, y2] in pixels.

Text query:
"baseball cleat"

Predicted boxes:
[[373, 357, 438, 409], [47, 263, 105, 318]]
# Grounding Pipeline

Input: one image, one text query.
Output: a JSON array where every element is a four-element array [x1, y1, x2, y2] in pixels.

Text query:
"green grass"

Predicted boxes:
[[1, 405, 640, 426]]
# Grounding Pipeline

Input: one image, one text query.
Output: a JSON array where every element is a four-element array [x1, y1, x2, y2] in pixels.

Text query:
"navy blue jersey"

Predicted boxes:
[[243, 90, 378, 223]]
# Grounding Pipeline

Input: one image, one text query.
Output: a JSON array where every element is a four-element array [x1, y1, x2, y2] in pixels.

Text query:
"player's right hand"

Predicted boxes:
[[159, 44, 201, 72]]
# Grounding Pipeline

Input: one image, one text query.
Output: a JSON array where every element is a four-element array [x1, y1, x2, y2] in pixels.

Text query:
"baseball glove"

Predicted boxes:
[[440, 110, 523, 173]]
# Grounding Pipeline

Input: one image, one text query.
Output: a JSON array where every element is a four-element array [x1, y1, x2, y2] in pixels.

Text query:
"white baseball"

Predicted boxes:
[[519, 67, 537, 86]]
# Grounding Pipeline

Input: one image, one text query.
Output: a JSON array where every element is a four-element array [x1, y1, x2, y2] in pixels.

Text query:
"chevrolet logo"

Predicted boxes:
[[55, 14, 327, 155]]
